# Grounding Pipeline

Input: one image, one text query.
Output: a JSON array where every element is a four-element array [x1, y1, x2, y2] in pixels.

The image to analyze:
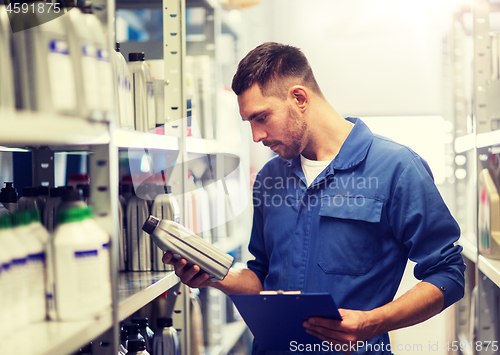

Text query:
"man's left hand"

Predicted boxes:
[[303, 308, 379, 355]]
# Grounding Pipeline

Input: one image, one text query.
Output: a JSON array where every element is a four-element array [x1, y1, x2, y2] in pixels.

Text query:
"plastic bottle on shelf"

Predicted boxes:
[[0, 5, 15, 112], [122, 322, 145, 349], [61, 4, 101, 120], [59, 188, 86, 211], [12, 210, 46, 323], [68, 173, 90, 190], [77, 183, 90, 204], [82, 206, 111, 310], [127, 339, 150, 355], [151, 185, 179, 271], [10, 2, 77, 115], [152, 317, 180, 355], [81, 4, 114, 121], [131, 317, 154, 354], [36, 186, 49, 213], [49, 207, 104, 321], [0, 214, 29, 331], [128, 52, 155, 132], [119, 325, 129, 354], [0, 182, 18, 213], [115, 43, 135, 129], [43, 187, 62, 232], [126, 185, 151, 271], [18, 187, 42, 211], [28, 208, 47, 239]]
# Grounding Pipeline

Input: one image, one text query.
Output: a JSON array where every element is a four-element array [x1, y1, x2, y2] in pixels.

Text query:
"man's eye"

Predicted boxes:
[[257, 116, 266, 123]]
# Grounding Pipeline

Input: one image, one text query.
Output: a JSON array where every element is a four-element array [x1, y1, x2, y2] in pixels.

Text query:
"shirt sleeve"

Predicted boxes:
[[389, 156, 466, 310], [247, 171, 269, 286]]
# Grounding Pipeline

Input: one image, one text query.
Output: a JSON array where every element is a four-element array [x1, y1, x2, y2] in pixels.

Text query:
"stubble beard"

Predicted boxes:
[[277, 107, 307, 160]]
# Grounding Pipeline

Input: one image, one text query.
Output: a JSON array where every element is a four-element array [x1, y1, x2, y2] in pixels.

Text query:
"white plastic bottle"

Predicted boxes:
[[82, 5, 114, 121], [12, 210, 46, 323], [151, 185, 179, 271], [61, 5, 101, 119], [115, 43, 135, 129], [82, 206, 111, 310], [50, 207, 104, 320], [128, 52, 155, 132], [43, 187, 62, 233], [0, 214, 30, 331], [10, 3, 77, 115], [0, 182, 18, 213], [0, 5, 15, 112], [18, 187, 42, 211]]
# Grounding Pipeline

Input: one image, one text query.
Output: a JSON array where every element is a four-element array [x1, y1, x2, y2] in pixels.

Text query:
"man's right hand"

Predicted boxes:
[[162, 251, 214, 289]]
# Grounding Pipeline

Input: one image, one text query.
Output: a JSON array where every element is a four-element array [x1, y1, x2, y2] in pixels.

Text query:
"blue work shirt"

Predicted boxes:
[[247, 117, 465, 354]]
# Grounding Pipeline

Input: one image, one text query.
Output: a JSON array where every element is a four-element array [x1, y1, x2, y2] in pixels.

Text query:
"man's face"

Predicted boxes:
[[238, 84, 307, 160]]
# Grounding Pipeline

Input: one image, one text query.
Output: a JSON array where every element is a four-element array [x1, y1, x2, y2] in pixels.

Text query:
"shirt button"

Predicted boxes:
[[441, 286, 446, 291], [326, 169, 330, 173]]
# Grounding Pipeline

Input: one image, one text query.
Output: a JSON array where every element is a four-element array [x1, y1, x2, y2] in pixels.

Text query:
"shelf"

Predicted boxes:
[[6, 308, 113, 355], [478, 255, 500, 287], [113, 129, 180, 151], [476, 129, 500, 149], [186, 137, 240, 155], [0, 110, 109, 147], [454, 134, 475, 154], [208, 320, 247, 355], [118, 271, 180, 320], [458, 234, 477, 262]]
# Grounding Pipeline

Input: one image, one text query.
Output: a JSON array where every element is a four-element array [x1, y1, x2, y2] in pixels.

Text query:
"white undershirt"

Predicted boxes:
[[300, 155, 331, 187]]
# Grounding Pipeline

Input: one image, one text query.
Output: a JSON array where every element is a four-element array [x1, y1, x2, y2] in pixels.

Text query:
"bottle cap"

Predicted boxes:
[[127, 339, 146, 352], [142, 216, 159, 235], [129, 52, 145, 62], [22, 187, 38, 197], [37, 186, 49, 196], [157, 317, 173, 328], [57, 207, 86, 224], [122, 322, 141, 334], [62, 188, 83, 203], [12, 210, 31, 227], [0, 182, 18, 203], [49, 187, 62, 198], [0, 214, 12, 229]]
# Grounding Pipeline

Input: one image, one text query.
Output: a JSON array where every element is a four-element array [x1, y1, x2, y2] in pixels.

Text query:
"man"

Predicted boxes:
[[163, 42, 465, 354]]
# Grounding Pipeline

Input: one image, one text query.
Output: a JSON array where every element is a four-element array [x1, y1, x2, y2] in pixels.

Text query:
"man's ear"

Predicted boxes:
[[289, 85, 308, 112]]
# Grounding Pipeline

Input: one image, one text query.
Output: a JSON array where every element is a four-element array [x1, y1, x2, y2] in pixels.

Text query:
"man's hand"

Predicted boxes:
[[162, 251, 213, 289], [303, 309, 378, 354]]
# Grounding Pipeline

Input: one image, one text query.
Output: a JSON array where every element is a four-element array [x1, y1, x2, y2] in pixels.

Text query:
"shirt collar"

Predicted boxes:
[[280, 117, 374, 170]]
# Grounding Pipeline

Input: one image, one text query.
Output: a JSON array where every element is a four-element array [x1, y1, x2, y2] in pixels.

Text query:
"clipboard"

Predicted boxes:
[[229, 292, 342, 351]]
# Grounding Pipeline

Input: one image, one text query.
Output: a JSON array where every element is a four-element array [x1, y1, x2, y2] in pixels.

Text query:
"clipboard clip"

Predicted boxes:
[[259, 290, 302, 295]]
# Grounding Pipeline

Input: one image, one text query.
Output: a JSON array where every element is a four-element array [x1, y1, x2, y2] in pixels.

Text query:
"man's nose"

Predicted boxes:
[[251, 124, 267, 143]]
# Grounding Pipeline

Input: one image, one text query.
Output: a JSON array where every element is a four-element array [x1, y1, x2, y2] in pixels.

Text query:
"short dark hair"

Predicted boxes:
[[231, 42, 323, 99]]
